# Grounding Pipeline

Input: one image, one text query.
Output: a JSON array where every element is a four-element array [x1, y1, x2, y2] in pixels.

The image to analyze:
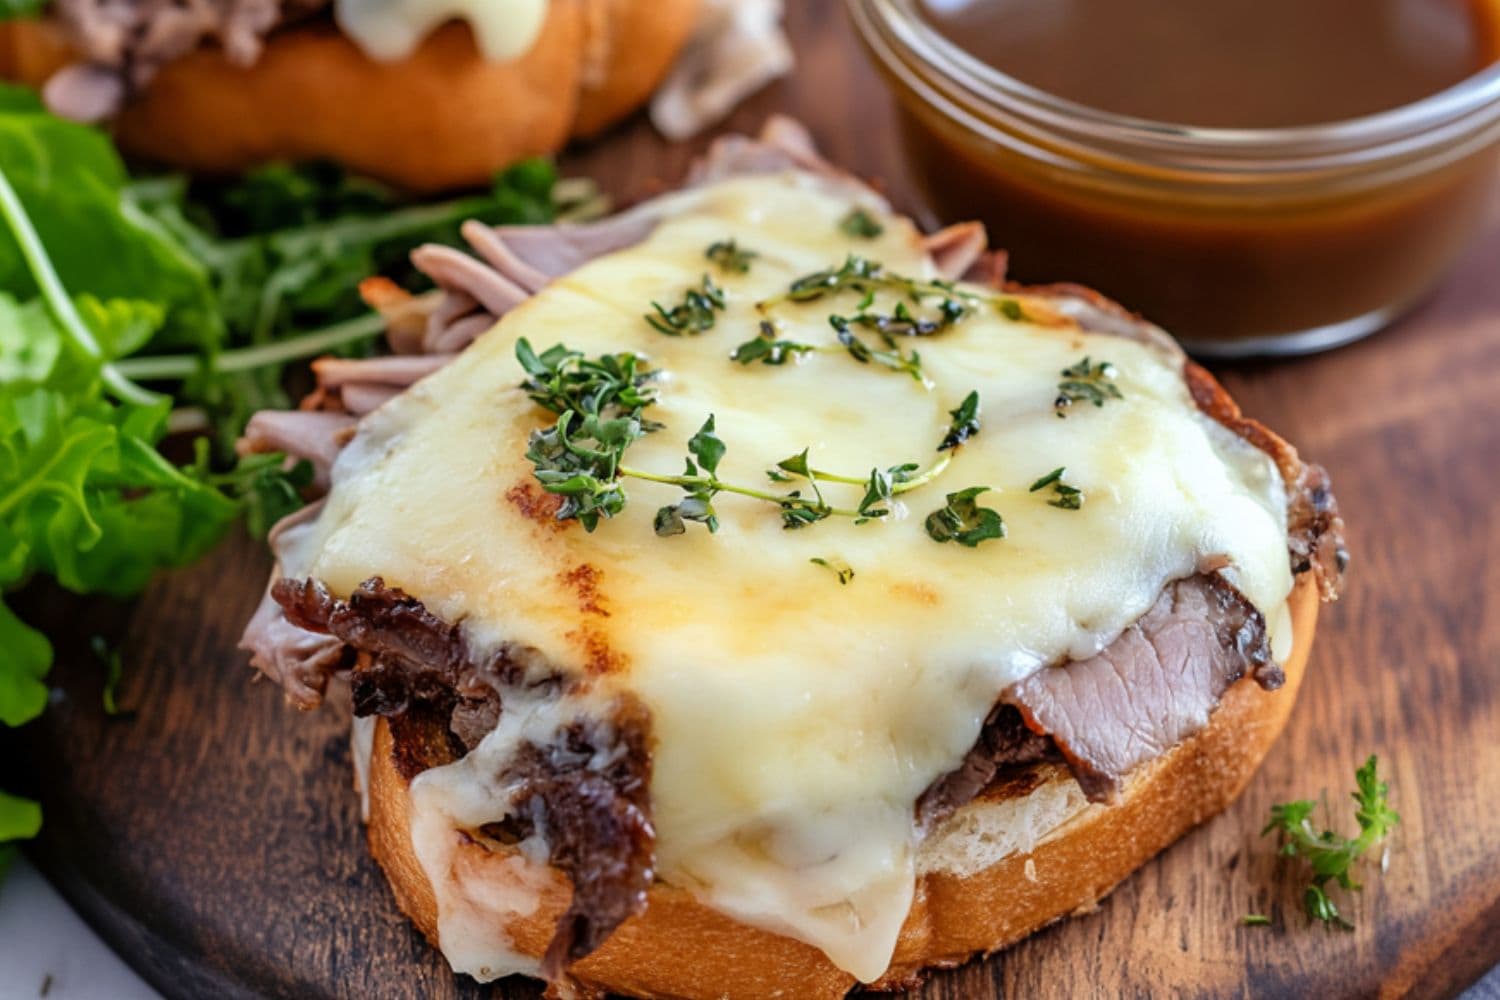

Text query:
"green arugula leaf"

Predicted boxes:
[[0, 789, 40, 841], [0, 100, 221, 354], [0, 601, 49, 727]]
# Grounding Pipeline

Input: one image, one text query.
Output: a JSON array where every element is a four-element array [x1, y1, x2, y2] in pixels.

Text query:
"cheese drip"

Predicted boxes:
[[306, 173, 1295, 981], [334, 0, 548, 62]]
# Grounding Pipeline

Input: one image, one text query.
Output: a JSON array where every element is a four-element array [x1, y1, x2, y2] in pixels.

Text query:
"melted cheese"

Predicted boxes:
[[308, 173, 1295, 981], [334, 0, 548, 62]]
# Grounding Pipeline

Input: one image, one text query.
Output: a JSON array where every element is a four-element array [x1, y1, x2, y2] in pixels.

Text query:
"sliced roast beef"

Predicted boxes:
[[270, 574, 652, 972], [273, 575, 532, 726], [1002, 573, 1279, 803], [504, 701, 656, 979], [1286, 462, 1349, 600], [916, 704, 1058, 828]]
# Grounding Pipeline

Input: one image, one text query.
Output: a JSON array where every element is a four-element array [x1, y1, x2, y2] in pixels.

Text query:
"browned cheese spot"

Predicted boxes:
[[505, 480, 569, 531], [559, 564, 611, 618]]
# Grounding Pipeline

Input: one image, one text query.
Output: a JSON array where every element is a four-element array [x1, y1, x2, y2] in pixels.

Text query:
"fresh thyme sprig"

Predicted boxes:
[[1055, 356, 1123, 416], [1029, 467, 1084, 510], [519, 332, 983, 539], [829, 314, 927, 382], [645, 273, 726, 336], [706, 239, 757, 274], [1261, 755, 1400, 930], [768, 255, 972, 322], [839, 208, 884, 239], [763, 388, 976, 514], [641, 426, 870, 535], [761, 254, 1027, 335]]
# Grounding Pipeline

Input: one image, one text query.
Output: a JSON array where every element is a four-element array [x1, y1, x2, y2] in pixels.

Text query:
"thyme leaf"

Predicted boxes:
[[939, 390, 981, 451], [839, 208, 884, 239], [706, 239, 757, 274], [645, 274, 725, 336], [810, 557, 855, 585], [1029, 466, 1084, 510], [516, 337, 659, 421], [1055, 356, 1123, 416], [731, 320, 816, 366], [830, 314, 926, 382], [925, 486, 1005, 547]]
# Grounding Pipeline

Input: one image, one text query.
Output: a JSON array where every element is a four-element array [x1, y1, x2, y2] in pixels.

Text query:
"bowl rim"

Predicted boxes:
[[851, 0, 1500, 171]]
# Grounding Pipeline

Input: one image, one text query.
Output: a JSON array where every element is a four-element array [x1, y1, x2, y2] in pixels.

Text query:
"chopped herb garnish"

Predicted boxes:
[[998, 298, 1027, 322], [731, 320, 816, 366], [810, 557, 855, 585], [1242, 914, 1272, 927], [839, 208, 884, 239], [858, 467, 896, 519], [1029, 466, 1084, 510], [706, 239, 757, 274], [830, 314, 926, 382], [925, 487, 1005, 547], [775, 256, 971, 319], [1055, 356, 1123, 416], [524, 409, 645, 531], [654, 418, 727, 535], [1261, 755, 1400, 930], [939, 391, 981, 451], [516, 337, 659, 420], [645, 274, 726, 336]]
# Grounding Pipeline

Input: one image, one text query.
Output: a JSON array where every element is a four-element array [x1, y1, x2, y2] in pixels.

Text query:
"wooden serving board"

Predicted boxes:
[[6, 3, 1500, 997]]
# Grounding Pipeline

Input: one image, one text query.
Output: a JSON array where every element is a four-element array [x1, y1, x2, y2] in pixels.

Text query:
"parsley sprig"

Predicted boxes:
[[1261, 755, 1400, 929]]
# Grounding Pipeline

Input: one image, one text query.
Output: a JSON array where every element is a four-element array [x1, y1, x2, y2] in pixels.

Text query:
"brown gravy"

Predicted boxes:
[[921, 0, 1499, 127]]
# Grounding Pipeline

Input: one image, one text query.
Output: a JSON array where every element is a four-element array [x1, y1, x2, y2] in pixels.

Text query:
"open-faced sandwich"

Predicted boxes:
[[0, 0, 702, 190], [238, 119, 1346, 998]]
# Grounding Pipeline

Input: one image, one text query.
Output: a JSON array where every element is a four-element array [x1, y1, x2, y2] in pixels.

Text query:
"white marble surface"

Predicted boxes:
[[0, 859, 154, 1000], [0, 853, 1496, 1000]]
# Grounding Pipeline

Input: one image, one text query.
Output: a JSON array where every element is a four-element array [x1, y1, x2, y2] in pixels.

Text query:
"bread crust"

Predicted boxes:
[[0, 0, 700, 192], [572, 0, 702, 138], [365, 575, 1320, 999]]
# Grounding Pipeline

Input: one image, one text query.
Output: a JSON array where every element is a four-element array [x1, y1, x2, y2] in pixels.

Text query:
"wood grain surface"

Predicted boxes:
[[6, 3, 1500, 997]]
